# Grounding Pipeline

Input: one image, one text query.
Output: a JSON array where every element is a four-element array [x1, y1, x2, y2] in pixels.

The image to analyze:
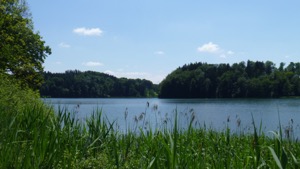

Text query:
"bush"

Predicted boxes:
[[0, 73, 41, 113]]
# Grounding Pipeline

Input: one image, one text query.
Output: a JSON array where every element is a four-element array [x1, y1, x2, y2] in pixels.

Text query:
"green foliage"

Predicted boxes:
[[0, 73, 40, 113], [0, 72, 54, 168], [40, 70, 158, 98], [159, 60, 300, 98], [0, 0, 51, 90]]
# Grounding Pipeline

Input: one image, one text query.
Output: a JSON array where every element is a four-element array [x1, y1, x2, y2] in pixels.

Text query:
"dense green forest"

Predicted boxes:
[[41, 61, 300, 98], [40, 70, 158, 98], [159, 60, 300, 98]]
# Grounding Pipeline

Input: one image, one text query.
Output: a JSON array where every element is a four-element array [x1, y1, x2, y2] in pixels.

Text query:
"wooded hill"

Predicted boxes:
[[40, 70, 158, 98], [41, 61, 300, 98], [159, 61, 300, 98]]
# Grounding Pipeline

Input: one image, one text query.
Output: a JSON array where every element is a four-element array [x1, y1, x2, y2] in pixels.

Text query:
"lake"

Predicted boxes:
[[43, 98, 300, 139]]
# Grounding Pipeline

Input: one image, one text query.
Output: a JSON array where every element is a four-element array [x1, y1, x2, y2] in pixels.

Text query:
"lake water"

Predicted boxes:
[[43, 98, 300, 139]]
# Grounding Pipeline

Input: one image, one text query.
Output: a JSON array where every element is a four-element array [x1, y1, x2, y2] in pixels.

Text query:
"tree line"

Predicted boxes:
[[40, 70, 158, 98], [159, 61, 300, 98]]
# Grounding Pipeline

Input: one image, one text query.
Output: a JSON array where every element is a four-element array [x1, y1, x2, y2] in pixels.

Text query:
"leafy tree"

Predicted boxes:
[[279, 62, 285, 72], [0, 0, 51, 89], [265, 61, 275, 75], [286, 62, 295, 72]]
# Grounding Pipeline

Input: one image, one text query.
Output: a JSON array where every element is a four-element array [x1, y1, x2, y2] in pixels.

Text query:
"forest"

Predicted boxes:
[[159, 60, 300, 98], [41, 60, 300, 99], [40, 70, 158, 98]]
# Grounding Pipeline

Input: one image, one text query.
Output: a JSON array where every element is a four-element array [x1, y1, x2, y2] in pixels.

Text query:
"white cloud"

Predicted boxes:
[[59, 42, 71, 48], [197, 42, 235, 58], [197, 42, 220, 53], [82, 61, 104, 67], [220, 54, 226, 58], [154, 51, 165, 55], [227, 50, 234, 55], [55, 61, 62, 65], [73, 27, 103, 36]]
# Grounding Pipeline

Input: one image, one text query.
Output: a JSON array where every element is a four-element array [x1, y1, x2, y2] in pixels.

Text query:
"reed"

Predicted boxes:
[[1, 101, 300, 168]]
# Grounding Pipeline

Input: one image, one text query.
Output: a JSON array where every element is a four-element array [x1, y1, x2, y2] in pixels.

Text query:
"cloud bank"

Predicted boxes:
[[197, 42, 234, 58], [197, 42, 220, 53], [73, 27, 103, 36], [154, 51, 165, 55], [59, 42, 71, 48], [82, 61, 104, 67]]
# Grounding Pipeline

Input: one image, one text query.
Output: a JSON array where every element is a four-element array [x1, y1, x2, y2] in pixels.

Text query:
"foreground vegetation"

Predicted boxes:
[[1, 108, 300, 168], [1, 75, 300, 168]]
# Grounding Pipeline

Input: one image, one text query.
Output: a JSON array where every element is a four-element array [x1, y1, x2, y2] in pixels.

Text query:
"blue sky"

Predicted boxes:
[[29, 0, 300, 84]]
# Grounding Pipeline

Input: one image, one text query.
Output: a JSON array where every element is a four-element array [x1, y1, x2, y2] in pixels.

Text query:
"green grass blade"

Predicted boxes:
[[268, 146, 283, 169], [251, 114, 260, 167], [281, 147, 288, 169], [147, 157, 156, 169], [173, 110, 178, 169], [290, 151, 300, 166]]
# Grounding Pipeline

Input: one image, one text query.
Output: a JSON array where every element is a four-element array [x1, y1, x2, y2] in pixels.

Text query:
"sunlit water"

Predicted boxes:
[[43, 98, 300, 139]]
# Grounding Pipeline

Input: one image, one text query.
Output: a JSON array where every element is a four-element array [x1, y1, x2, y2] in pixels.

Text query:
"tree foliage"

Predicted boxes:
[[159, 61, 300, 98], [40, 70, 158, 98], [0, 0, 51, 89]]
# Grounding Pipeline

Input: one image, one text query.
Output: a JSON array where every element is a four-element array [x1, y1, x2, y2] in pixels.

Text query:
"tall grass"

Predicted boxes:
[[1, 103, 300, 168], [1, 75, 300, 168]]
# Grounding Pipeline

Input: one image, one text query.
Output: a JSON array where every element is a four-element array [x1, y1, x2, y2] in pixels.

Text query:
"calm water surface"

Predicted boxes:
[[43, 98, 300, 138]]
